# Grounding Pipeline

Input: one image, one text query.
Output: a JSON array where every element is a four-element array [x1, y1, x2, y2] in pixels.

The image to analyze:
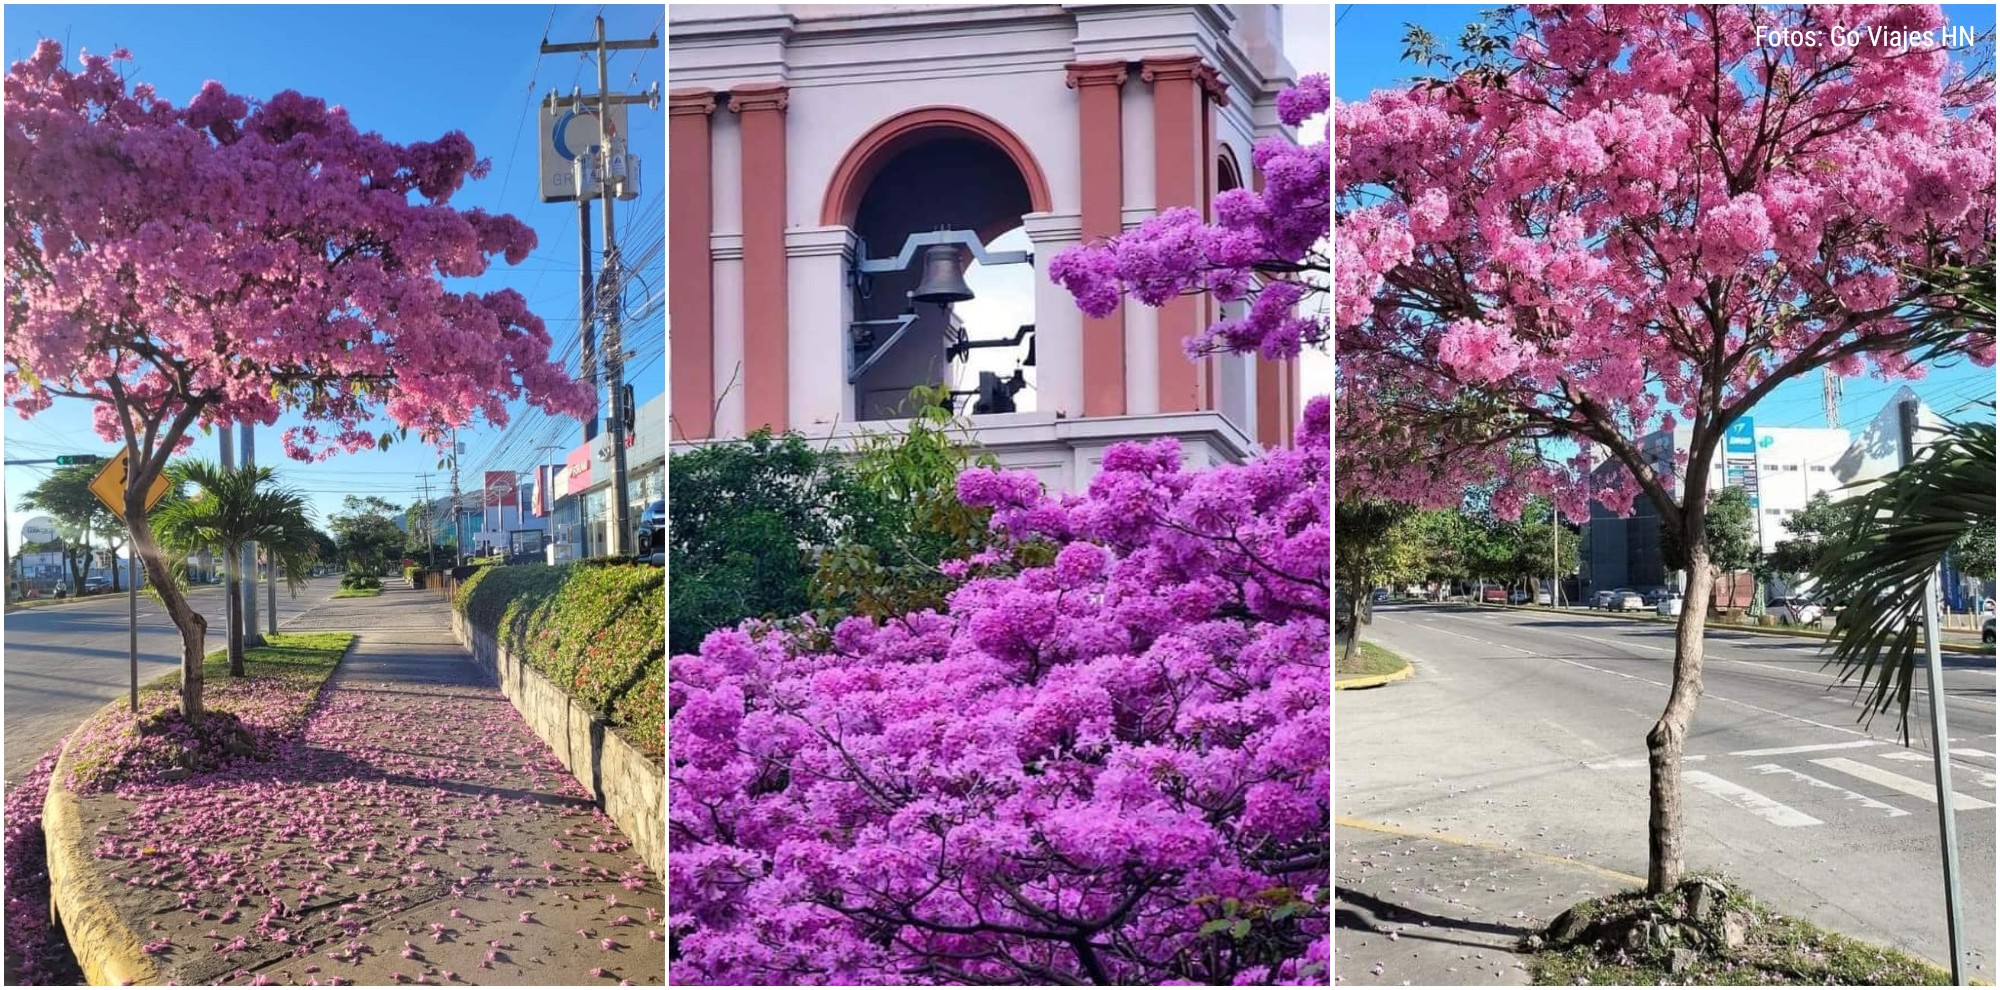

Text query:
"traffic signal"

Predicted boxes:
[[55, 454, 99, 466]]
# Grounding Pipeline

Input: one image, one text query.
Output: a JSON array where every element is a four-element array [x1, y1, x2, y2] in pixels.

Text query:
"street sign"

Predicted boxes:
[[87, 448, 170, 520], [55, 454, 100, 466]]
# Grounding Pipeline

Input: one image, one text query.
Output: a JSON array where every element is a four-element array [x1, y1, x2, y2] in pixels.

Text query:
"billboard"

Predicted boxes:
[[483, 471, 518, 508]]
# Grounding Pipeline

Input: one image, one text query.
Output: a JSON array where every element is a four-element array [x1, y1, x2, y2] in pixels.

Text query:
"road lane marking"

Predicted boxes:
[[1684, 771, 1823, 827], [1951, 748, 1996, 760], [1747, 763, 1909, 817], [1729, 740, 1884, 757], [1809, 757, 1995, 809]]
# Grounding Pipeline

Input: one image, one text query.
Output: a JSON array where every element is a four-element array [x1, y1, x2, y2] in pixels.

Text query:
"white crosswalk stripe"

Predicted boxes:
[[1729, 740, 1883, 757], [1810, 757, 1995, 810], [1685, 771, 1823, 827], [1748, 763, 1908, 817]]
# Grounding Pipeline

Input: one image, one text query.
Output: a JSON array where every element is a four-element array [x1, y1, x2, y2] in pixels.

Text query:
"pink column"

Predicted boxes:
[[669, 88, 717, 440], [1067, 60, 1129, 417], [730, 82, 790, 434], [1142, 56, 1225, 414]]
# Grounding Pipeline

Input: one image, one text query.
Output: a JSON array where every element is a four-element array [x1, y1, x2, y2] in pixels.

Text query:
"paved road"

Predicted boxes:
[[1338, 603, 1997, 977], [4, 578, 338, 790]]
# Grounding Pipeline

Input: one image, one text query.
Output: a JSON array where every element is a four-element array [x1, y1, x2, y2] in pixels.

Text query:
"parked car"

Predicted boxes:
[[1508, 588, 1531, 604], [1772, 597, 1824, 626], [1481, 586, 1508, 603], [1371, 587, 1390, 605], [83, 577, 111, 595], [1535, 590, 1553, 606], [634, 499, 666, 558], [1656, 593, 1684, 617], [1592, 589, 1617, 610], [1984, 615, 1995, 645], [1606, 589, 1645, 612]]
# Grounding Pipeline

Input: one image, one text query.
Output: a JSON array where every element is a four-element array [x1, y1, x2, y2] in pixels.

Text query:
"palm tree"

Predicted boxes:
[[151, 460, 322, 677]]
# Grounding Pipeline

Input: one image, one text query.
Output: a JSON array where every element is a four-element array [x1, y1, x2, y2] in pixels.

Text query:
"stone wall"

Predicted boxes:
[[451, 610, 664, 879]]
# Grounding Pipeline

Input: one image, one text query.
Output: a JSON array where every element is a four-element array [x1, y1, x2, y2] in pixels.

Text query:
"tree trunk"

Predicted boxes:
[[1340, 592, 1363, 665], [127, 506, 206, 722], [1647, 539, 1714, 893]]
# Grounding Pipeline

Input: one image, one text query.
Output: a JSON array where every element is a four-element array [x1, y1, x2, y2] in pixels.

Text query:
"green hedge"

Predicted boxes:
[[456, 562, 663, 759], [404, 566, 423, 588], [340, 573, 382, 591]]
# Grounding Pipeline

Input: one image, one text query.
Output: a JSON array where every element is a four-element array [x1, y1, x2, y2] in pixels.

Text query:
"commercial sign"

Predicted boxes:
[[1724, 417, 1757, 455], [483, 470, 518, 508], [538, 103, 629, 203], [1722, 416, 1759, 509], [563, 445, 593, 497]]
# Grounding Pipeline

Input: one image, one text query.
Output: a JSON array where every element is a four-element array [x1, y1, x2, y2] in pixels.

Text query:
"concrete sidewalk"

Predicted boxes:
[[61, 585, 664, 986], [1335, 819, 1638, 985]]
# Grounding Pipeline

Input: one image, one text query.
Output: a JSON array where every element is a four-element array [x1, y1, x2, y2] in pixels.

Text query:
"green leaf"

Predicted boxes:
[[1198, 919, 1231, 936], [1230, 919, 1252, 939]]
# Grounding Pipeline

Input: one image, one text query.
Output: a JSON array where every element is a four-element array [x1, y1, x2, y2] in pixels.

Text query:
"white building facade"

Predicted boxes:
[[667, 3, 1304, 487]]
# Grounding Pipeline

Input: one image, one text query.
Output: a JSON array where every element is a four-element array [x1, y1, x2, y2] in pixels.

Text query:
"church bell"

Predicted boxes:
[[910, 244, 975, 305]]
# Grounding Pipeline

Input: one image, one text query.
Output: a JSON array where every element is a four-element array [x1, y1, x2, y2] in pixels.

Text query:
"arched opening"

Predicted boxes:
[[1214, 146, 1254, 436], [832, 114, 1047, 421]]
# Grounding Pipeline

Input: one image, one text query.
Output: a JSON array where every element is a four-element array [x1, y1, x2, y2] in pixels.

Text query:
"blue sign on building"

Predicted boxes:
[[1724, 416, 1757, 455]]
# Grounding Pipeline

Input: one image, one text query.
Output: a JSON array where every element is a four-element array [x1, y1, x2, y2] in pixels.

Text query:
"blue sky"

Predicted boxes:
[[1333, 2, 1999, 438], [2, 4, 664, 542]]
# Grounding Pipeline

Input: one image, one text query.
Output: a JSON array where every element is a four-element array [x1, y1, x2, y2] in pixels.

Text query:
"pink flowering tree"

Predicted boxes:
[[1337, 4, 1995, 891], [4, 43, 593, 721], [1050, 74, 1328, 360], [671, 76, 1329, 986], [672, 404, 1329, 985]]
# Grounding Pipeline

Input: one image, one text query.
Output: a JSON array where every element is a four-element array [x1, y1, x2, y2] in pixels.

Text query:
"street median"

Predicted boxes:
[[1336, 639, 1414, 689]]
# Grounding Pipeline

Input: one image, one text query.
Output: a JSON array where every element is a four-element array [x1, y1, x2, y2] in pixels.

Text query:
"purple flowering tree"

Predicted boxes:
[[668, 77, 1330, 986]]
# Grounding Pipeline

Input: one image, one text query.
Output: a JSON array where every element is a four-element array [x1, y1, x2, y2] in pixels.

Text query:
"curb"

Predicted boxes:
[[42, 727, 167, 988], [1337, 814, 1645, 885], [1334, 662, 1414, 690]]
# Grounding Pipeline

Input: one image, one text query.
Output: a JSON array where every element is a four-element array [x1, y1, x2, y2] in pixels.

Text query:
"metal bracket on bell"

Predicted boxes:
[[853, 229, 1031, 277], [846, 314, 920, 384]]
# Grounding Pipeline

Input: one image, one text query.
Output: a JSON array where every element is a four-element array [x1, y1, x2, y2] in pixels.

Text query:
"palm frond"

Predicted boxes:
[[1817, 415, 1996, 740]]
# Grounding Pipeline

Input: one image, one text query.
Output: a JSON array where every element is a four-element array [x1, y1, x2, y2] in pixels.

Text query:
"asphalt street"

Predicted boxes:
[[3, 577, 338, 790], [1338, 603, 1998, 976]]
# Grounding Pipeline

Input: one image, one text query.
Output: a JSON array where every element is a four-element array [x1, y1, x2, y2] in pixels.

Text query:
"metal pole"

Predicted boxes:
[[580, 197, 597, 443], [128, 532, 138, 713], [1553, 513, 1560, 608], [240, 427, 258, 643], [418, 473, 436, 568], [450, 430, 465, 564], [596, 14, 633, 559], [219, 426, 238, 660], [1900, 398, 1964, 985]]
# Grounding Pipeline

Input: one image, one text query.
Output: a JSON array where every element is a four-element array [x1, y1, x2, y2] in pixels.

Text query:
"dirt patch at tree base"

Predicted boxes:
[[1528, 875, 1951, 985]]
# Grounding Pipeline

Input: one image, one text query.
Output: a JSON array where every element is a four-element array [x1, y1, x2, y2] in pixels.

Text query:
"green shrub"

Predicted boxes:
[[339, 572, 382, 591], [455, 562, 663, 759], [404, 565, 423, 588]]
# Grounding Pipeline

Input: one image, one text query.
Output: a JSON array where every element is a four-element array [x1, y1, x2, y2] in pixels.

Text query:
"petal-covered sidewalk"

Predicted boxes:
[[68, 586, 664, 986]]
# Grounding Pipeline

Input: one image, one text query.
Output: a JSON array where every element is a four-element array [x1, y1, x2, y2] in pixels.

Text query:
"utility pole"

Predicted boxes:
[[450, 430, 466, 566], [1552, 514, 1561, 609], [417, 473, 438, 568], [543, 15, 657, 558]]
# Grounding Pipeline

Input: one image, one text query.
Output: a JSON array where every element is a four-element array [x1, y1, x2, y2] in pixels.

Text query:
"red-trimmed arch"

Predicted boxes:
[[820, 106, 1053, 228]]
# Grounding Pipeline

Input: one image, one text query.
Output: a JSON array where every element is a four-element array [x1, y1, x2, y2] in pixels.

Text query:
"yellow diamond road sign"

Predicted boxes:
[[88, 448, 170, 521]]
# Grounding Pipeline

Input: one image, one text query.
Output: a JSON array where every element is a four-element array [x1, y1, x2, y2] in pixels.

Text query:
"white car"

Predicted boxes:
[[1608, 590, 1645, 612]]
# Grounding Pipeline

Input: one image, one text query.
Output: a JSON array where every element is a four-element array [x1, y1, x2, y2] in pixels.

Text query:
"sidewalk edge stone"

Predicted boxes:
[[43, 727, 168, 988], [1335, 662, 1414, 691]]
